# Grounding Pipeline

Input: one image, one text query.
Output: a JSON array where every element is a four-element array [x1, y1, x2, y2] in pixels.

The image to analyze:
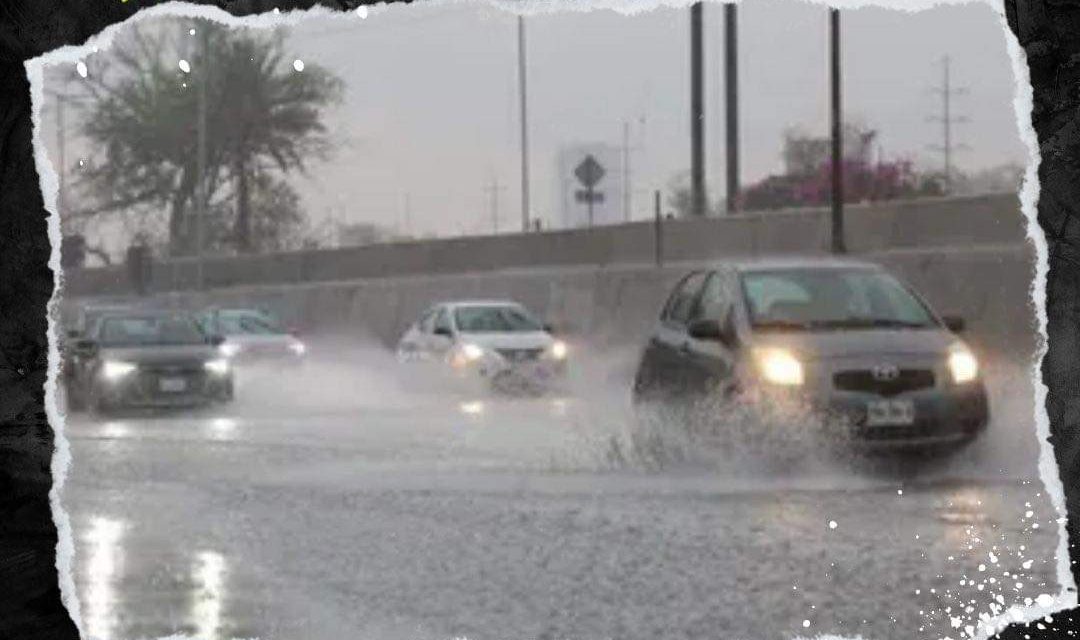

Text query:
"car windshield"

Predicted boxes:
[[98, 314, 208, 346], [741, 268, 937, 330], [215, 312, 285, 336], [453, 305, 543, 333]]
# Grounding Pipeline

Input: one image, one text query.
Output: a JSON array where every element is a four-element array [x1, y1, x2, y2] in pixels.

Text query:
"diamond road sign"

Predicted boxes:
[[574, 155, 606, 188]]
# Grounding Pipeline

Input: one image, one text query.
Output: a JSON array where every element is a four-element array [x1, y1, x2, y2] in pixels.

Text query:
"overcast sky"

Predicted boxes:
[[42, 0, 1025, 245]]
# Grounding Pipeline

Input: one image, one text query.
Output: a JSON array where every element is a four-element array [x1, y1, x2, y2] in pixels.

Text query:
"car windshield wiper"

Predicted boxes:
[[812, 318, 932, 329], [752, 319, 813, 330]]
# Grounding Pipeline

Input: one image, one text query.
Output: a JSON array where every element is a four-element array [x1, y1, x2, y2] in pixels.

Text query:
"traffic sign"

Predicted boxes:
[[575, 190, 605, 204], [574, 155, 606, 188]]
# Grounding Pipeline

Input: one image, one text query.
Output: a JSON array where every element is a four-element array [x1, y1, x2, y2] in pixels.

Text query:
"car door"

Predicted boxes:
[[643, 271, 708, 398], [683, 269, 739, 396]]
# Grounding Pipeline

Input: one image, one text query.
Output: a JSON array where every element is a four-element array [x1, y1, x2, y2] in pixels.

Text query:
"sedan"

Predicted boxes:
[[631, 258, 989, 453], [67, 310, 235, 414], [396, 300, 569, 394], [196, 307, 307, 365]]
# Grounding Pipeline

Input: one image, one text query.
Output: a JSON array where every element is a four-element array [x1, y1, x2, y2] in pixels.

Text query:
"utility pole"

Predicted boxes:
[[724, 3, 739, 214], [195, 25, 210, 291], [518, 15, 531, 232], [45, 81, 88, 226], [829, 8, 846, 254], [690, 2, 706, 217], [622, 122, 631, 223], [927, 55, 969, 195]]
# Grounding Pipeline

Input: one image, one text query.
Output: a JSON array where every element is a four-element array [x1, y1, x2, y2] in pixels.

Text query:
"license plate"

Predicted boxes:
[[159, 377, 187, 393], [866, 399, 915, 426]]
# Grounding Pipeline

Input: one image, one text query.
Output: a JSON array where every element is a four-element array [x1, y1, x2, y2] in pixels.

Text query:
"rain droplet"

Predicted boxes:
[[356, 5, 368, 18], [179, 59, 191, 73], [189, 28, 196, 35], [293, 59, 305, 72], [802, 620, 811, 628], [76, 61, 87, 78]]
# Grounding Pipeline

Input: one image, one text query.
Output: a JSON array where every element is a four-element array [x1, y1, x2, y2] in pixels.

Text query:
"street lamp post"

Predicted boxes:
[[829, 8, 846, 254], [195, 25, 210, 291], [690, 2, 706, 217], [518, 15, 531, 232]]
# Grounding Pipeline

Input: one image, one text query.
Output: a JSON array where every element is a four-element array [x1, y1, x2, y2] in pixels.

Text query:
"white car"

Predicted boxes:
[[396, 300, 569, 394]]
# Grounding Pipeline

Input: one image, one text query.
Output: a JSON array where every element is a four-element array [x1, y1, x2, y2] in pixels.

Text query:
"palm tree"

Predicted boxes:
[[79, 18, 342, 255]]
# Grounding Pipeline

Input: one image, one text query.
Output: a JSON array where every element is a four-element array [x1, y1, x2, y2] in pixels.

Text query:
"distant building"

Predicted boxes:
[[555, 143, 626, 229]]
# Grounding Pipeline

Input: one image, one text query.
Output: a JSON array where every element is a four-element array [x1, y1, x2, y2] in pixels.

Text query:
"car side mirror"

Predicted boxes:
[[543, 323, 555, 334], [74, 339, 98, 358], [209, 334, 225, 347], [942, 315, 966, 333], [434, 326, 452, 338], [688, 318, 737, 346]]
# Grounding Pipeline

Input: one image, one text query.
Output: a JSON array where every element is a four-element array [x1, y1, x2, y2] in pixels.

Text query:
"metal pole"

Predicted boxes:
[[724, 3, 739, 214], [829, 8, 846, 254], [518, 15, 531, 232], [195, 26, 209, 290], [690, 2, 706, 217], [654, 190, 663, 267], [943, 55, 951, 194], [622, 121, 631, 222]]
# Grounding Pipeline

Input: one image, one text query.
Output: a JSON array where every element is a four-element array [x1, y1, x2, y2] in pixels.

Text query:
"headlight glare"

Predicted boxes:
[[754, 348, 804, 386], [289, 341, 306, 356], [550, 340, 568, 360], [948, 348, 979, 384], [102, 360, 136, 380], [219, 343, 241, 358], [461, 343, 485, 361], [204, 358, 230, 375]]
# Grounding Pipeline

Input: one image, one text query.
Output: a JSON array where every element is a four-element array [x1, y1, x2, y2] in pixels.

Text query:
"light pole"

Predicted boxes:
[[690, 2, 706, 217], [724, 3, 739, 214], [518, 15, 531, 232], [829, 8, 846, 254]]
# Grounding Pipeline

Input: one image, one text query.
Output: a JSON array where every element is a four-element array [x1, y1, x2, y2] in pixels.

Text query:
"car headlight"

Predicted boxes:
[[102, 360, 136, 380], [204, 358, 230, 375], [754, 348, 804, 386], [289, 340, 306, 356], [219, 343, 241, 358], [948, 347, 979, 384], [549, 340, 568, 360], [451, 343, 485, 368]]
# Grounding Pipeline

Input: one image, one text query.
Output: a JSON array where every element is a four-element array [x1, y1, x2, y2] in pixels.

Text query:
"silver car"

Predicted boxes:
[[632, 258, 989, 452]]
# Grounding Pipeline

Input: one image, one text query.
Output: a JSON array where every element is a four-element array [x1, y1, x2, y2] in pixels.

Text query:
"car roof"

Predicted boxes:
[[698, 255, 885, 274]]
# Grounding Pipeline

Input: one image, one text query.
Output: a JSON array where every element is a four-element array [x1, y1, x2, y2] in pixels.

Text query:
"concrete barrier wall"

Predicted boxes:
[[65, 244, 1038, 363], [63, 193, 1026, 297]]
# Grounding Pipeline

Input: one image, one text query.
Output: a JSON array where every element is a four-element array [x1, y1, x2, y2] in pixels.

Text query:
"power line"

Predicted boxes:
[[926, 55, 970, 194]]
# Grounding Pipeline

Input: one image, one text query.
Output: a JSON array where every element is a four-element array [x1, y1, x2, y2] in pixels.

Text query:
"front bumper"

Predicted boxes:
[[738, 381, 989, 451], [97, 369, 233, 408]]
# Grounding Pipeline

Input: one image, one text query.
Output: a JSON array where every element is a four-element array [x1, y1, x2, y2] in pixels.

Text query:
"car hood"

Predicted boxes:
[[459, 331, 554, 351], [750, 328, 959, 360], [222, 334, 297, 347], [99, 344, 220, 364]]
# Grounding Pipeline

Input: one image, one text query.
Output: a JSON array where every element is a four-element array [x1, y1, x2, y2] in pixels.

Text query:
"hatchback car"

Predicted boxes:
[[631, 258, 989, 452], [67, 309, 234, 414], [396, 300, 569, 394]]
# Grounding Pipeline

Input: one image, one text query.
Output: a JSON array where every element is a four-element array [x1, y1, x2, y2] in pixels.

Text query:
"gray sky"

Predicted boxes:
[[42, 0, 1024, 247]]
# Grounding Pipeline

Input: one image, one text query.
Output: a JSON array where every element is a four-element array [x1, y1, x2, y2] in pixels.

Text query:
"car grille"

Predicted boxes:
[[496, 348, 545, 363], [833, 369, 935, 396], [135, 365, 207, 397]]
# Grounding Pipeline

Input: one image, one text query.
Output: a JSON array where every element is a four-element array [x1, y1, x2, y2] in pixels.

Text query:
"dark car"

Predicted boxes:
[[631, 258, 989, 453], [66, 309, 234, 414]]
